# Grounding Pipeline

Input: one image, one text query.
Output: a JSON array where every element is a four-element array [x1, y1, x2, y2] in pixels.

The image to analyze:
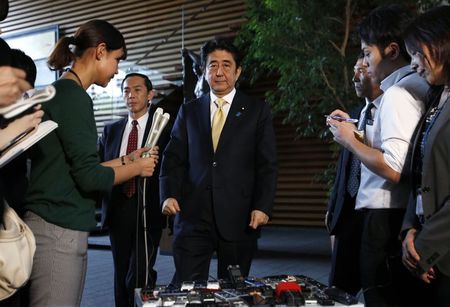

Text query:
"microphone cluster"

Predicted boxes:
[[142, 107, 170, 157]]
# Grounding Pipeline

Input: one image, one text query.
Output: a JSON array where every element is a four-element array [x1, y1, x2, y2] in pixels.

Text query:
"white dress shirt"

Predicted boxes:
[[209, 88, 236, 125], [119, 112, 149, 156], [356, 66, 428, 210]]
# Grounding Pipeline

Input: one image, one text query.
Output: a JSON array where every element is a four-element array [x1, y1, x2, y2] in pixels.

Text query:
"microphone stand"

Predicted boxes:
[[140, 108, 170, 289]]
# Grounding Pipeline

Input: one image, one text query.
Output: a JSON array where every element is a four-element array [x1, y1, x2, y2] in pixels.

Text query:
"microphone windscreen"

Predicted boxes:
[[275, 282, 301, 298]]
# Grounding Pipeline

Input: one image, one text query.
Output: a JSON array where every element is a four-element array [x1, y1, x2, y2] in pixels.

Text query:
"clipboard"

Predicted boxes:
[[0, 120, 58, 167]]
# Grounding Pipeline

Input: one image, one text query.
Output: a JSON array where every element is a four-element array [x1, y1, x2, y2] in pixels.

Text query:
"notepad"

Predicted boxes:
[[0, 120, 58, 167]]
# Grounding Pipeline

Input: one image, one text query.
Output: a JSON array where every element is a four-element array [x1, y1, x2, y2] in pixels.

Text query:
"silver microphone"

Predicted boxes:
[[142, 107, 170, 157]]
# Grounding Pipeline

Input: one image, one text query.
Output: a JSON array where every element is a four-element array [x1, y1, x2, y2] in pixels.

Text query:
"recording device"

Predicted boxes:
[[187, 291, 202, 305], [181, 281, 195, 291], [214, 289, 242, 302], [138, 274, 362, 306], [275, 282, 305, 306], [206, 280, 220, 290], [142, 107, 170, 154], [324, 286, 358, 305], [227, 265, 246, 289]]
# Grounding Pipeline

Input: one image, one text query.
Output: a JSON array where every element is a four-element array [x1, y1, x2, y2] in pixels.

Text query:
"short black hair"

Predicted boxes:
[[200, 38, 241, 69], [358, 4, 413, 62], [121, 73, 153, 92], [11, 49, 37, 87]]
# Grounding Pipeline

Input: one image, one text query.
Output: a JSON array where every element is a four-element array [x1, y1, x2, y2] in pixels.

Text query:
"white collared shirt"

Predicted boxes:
[[209, 88, 236, 125], [356, 66, 428, 210], [119, 111, 149, 156]]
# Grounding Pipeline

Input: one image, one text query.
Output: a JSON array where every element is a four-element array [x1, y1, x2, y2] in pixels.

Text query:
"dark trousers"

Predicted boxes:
[[434, 269, 450, 307], [172, 222, 257, 285], [329, 207, 363, 295], [359, 208, 427, 307], [109, 195, 162, 307]]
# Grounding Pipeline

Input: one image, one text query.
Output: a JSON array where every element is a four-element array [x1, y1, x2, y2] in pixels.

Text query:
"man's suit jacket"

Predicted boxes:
[[98, 105, 172, 230], [160, 90, 278, 241], [402, 93, 450, 276], [327, 107, 363, 235]]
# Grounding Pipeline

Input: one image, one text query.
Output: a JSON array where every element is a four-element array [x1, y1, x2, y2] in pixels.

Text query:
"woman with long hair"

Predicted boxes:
[[23, 20, 156, 306], [402, 6, 450, 307]]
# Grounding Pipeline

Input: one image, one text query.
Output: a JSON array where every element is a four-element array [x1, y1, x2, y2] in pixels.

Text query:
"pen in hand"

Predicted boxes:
[[324, 115, 358, 123]]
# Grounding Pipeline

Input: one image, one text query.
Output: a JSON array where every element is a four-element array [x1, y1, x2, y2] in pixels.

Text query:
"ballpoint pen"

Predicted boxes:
[[0, 126, 35, 154], [324, 115, 359, 123]]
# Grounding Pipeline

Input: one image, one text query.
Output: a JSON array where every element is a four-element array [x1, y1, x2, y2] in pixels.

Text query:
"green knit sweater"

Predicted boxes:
[[25, 79, 114, 231]]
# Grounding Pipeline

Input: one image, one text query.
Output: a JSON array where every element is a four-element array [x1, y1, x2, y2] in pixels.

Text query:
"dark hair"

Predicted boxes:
[[404, 6, 450, 85], [358, 4, 413, 62], [0, 0, 8, 22], [48, 20, 127, 71], [200, 38, 241, 69], [0, 38, 11, 66], [121, 73, 153, 92], [11, 49, 37, 87]]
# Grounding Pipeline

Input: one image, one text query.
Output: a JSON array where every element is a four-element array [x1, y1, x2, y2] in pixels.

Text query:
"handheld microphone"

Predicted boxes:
[[142, 107, 170, 157]]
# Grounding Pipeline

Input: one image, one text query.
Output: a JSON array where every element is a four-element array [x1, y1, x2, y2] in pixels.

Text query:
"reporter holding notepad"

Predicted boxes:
[[22, 20, 157, 306]]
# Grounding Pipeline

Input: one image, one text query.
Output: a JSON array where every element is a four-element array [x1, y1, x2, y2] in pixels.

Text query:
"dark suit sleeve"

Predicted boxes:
[[159, 105, 188, 205], [401, 193, 421, 236], [326, 149, 345, 233], [413, 198, 450, 273], [252, 100, 278, 216]]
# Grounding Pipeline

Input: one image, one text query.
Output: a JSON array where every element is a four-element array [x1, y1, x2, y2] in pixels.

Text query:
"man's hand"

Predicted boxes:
[[0, 66, 32, 106], [249, 210, 269, 229], [162, 198, 180, 215], [326, 109, 358, 149], [402, 228, 420, 271]]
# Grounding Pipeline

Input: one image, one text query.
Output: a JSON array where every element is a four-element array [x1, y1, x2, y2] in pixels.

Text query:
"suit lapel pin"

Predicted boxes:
[[236, 107, 245, 117]]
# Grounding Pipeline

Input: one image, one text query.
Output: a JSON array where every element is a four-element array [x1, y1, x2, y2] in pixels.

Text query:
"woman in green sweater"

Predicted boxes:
[[23, 20, 157, 306]]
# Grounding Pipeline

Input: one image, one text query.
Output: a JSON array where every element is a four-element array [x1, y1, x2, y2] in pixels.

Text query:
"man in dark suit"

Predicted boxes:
[[160, 38, 278, 284], [98, 73, 172, 307], [326, 55, 382, 295]]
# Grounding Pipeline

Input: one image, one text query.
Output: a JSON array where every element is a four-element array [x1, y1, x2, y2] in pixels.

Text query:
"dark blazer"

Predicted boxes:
[[160, 90, 278, 241], [327, 106, 363, 235], [98, 105, 172, 230], [402, 94, 450, 276]]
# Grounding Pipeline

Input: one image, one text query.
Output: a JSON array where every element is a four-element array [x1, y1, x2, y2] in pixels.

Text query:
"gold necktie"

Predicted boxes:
[[212, 98, 226, 152]]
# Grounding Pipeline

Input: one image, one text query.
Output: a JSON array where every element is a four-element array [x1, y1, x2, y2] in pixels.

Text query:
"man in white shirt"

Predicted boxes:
[[328, 5, 429, 307]]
